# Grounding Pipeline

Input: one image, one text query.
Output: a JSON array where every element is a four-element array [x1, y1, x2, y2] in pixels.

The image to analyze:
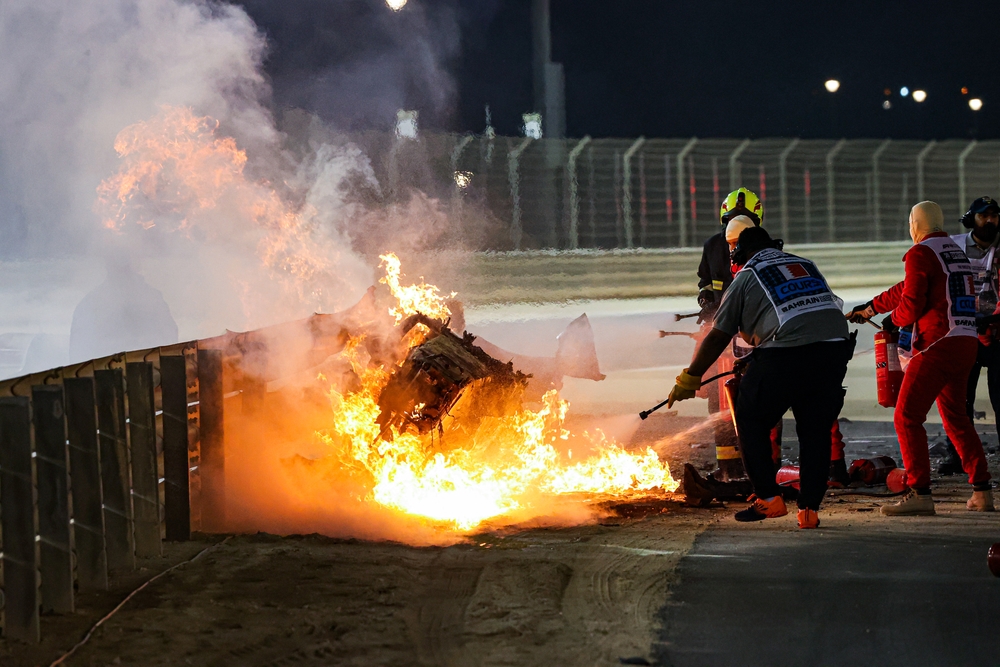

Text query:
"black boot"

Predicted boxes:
[[683, 463, 753, 507], [937, 440, 964, 476], [828, 458, 851, 487]]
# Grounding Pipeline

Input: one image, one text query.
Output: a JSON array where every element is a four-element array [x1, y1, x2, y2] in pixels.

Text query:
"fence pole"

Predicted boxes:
[[0, 396, 40, 643], [32, 385, 74, 614], [622, 136, 646, 248], [160, 355, 190, 541], [728, 139, 751, 191], [94, 367, 135, 571], [778, 139, 800, 241], [197, 348, 226, 532], [676, 138, 698, 247], [959, 140, 978, 216], [64, 376, 108, 591], [916, 140, 936, 202], [826, 139, 847, 242], [567, 135, 591, 250], [450, 135, 474, 180], [872, 139, 892, 241], [126, 362, 161, 558], [507, 137, 534, 250]]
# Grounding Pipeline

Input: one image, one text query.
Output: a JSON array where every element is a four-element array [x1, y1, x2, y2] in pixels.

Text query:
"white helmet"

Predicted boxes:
[[725, 215, 756, 245]]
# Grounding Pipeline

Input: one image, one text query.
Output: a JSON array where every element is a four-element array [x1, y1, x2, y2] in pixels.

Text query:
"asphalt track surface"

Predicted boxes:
[[655, 513, 1000, 667]]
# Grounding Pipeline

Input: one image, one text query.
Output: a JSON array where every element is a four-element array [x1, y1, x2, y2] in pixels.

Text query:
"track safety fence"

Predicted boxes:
[[364, 133, 1000, 250]]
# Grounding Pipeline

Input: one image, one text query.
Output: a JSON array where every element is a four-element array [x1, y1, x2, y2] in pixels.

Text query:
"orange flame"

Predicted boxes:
[[310, 262, 677, 532], [95, 106, 338, 311], [378, 253, 454, 324]]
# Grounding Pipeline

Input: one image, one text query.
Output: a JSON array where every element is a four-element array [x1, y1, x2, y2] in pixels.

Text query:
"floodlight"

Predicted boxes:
[[395, 110, 418, 139], [522, 113, 543, 139]]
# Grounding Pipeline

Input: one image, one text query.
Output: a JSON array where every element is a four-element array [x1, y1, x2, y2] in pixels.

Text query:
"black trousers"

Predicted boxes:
[[966, 341, 1000, 434], [735, 339, 852, 510]]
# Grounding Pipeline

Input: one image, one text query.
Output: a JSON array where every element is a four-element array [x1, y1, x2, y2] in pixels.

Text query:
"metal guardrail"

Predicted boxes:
[[0, 305, 366, 643], [360, 132, 1000, 251], [0, 346, 202, 643]]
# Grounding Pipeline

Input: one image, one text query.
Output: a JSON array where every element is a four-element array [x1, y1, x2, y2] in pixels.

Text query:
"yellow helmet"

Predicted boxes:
[[720, 188, 763, 226]]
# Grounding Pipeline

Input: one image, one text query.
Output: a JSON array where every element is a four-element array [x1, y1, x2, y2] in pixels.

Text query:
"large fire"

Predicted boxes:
[[95, 105, 342, 314], [312, 258, 677, 531], [95, 108, 678, 536]]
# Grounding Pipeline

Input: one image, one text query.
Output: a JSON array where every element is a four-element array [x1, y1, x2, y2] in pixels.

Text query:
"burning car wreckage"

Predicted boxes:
[[205, 270, 675, 532]]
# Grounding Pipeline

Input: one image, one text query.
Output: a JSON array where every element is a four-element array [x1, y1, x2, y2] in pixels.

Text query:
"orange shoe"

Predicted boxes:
[[734, 495, 788, 522], [797, 509, 820, 529]]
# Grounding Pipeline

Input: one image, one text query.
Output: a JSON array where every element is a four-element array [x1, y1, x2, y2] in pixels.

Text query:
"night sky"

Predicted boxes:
[[238, 0, 999, 140]]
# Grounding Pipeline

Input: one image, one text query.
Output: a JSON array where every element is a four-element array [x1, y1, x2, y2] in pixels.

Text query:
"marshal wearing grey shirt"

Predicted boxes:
[[713, 262, 850, 349]]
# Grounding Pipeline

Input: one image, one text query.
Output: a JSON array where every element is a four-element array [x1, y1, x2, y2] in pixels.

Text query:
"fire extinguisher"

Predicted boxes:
[[874, 329, 904, 408]]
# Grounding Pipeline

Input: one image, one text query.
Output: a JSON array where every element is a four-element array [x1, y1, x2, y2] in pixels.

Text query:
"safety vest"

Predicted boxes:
[[920, 236, 977, 338], [951, 231, 999, 316], [741, 248, 841, 328]]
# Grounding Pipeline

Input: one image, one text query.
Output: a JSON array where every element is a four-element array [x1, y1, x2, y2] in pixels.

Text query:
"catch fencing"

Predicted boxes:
[[367, 133, 1000, 250]]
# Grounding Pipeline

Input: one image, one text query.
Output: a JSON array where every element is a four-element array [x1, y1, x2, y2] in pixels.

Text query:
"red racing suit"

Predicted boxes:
[[872, 232, 991, 489]]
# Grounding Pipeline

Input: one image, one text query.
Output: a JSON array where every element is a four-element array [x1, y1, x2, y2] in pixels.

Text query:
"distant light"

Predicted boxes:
[[824, 79, 840, 93], [882, 100, 892, 110], [522, 112, 543, 139], [912, 90, 927, 103], [454, 171, 473, 189], [962, 87, 969, 95], [883, 88, 892, 96], [970, 98, 984, 111], [395, 109, 418, 139], [386, 0, 407, 10], [900, 87, 910, 97]]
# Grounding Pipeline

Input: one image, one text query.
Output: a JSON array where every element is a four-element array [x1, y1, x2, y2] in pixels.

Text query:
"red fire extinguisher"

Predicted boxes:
[[874, 330, 904, 408]]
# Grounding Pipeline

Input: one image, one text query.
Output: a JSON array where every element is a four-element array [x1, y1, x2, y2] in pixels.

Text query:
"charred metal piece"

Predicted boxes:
[[375, 314, 529, 439]]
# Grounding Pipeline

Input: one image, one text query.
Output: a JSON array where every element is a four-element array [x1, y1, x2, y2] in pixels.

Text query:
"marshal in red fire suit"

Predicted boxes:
[[870, 232, 992, 490]]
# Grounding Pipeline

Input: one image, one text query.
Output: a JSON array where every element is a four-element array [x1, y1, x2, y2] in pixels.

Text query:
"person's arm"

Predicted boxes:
[[697, 240, 715, 309], [872, 280, 906, 315], [668, 273, 743, 407], [697, 239, 713, 291], [689, 328, 733, 376], [888, 246, 933, 328]]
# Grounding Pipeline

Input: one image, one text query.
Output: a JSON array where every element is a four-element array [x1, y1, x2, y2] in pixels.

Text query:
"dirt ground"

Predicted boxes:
[[2, 504, 714, 667], [4, 415, 997, 667]]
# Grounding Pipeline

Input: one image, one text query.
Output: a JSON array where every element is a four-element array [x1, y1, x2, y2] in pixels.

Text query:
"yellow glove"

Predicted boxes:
[[667, 369, 702, 408]]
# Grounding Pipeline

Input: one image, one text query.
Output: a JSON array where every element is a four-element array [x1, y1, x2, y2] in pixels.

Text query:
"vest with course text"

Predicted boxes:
[[741, 248, 841, 328]]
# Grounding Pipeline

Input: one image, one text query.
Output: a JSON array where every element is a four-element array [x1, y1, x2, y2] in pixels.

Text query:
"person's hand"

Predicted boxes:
[[697, 289, 715, 310], [667, 369, 702, 408], [845, 301, 876, 324], [880, 315, 899, 334]]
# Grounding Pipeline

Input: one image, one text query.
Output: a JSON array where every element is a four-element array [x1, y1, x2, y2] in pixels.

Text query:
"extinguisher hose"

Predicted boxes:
[[639, 370, 736, 420]]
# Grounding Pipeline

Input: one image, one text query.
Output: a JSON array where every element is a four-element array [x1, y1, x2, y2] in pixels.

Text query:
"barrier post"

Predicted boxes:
[[94, 368, 135, 571], [64, 376, 108, 590], [0, 397, 41, 643], [126, 362, 161, 557], [32, 385, 74, 613], [160, 355, 190, 541]]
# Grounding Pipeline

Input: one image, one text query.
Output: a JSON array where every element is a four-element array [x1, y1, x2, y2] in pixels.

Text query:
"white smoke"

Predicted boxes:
[[0, 0, 377, 370]]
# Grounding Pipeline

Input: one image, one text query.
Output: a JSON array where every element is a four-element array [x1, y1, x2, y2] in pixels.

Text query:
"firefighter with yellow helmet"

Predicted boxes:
[[698, 187, 764, 317], [685, 189, 764, 500]]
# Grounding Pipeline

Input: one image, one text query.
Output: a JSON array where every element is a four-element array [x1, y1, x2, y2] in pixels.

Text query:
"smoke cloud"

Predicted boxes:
[[0, 0, 481, 368]]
